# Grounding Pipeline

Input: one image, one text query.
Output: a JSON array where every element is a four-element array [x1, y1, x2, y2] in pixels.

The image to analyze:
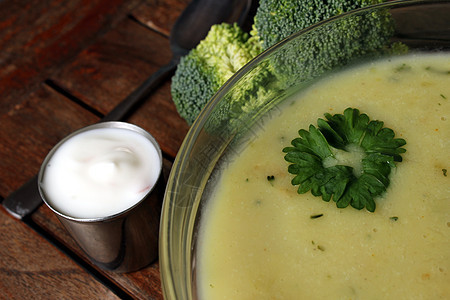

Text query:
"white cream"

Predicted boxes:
[[41, 126, 161, 219]]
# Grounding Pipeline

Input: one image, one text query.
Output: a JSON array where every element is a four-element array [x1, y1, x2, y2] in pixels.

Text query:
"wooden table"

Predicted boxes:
[[0, 0, 192, 298]]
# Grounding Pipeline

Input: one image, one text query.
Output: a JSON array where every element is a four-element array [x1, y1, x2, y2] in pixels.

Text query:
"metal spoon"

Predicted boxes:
[[3, 0, 254, 219]]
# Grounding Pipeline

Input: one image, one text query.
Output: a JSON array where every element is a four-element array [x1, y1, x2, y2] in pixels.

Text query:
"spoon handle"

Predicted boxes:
[[102, 57, 179, 122], [2, 174, 40, 219]]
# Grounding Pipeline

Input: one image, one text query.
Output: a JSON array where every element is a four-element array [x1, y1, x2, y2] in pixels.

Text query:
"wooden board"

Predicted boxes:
[[0, 0, 191, 298], [0, 206, 120, 299], [0, 0, 142, 114], [0, 85, 99, 195], [47, 17, 189, 157]]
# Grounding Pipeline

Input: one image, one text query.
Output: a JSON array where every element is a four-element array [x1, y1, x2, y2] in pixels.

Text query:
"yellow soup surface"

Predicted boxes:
[[197, 53, 450, 299]]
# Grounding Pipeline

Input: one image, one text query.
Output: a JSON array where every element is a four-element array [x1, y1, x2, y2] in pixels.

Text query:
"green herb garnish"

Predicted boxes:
[[310, 213, 324, 219], [283, 108, 406, 212], [395, 63, 411, 72]]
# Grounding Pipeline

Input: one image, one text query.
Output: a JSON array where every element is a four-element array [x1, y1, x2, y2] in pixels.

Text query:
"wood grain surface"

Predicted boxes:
[[0, 206, 120, 299], [0, 0, 191, 298]]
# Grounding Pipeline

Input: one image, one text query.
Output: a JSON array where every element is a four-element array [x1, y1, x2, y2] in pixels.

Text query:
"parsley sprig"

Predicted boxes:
[[283, 108, 406, 212]]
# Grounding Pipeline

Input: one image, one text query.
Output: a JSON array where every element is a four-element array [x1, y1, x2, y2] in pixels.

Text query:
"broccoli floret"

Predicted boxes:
[[254, 0, 387, 50], [255, 0, 406, 89], [171, 1, 407, 127], [207, 57, 281, 132], [171, 23, 263, 125]]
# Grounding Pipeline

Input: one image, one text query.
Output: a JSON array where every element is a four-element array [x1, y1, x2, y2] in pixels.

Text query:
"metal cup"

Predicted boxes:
[[38, 122, 164, 273]]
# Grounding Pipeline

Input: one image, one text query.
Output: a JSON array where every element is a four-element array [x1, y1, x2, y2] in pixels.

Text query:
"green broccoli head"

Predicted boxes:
[[256, 0, 407, 89], [171, 1, 408, 128], [171, 23, 263, 125], [254, 0, 387, 50]]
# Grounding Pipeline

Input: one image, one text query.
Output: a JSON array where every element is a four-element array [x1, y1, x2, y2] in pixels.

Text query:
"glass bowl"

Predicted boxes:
[[160, 1, 450, 298]]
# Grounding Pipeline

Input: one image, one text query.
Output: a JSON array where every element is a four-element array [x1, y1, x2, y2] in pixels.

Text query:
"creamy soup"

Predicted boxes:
[[197, 53, 449, 299]]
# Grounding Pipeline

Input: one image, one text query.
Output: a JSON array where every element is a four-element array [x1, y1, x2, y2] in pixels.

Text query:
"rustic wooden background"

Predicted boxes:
[[0, 0, 192, 298]]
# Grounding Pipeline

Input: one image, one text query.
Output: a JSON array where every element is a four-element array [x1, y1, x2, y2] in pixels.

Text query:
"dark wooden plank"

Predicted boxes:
[[0, 85, 99, 197], [30, 159, 174, 299], [49, 17, 189, 158], [30, 203, 165, 299], [0, 0, 190, 197], [48, 18, 172, 114], [0, 206, 120, 299], [128, 81, 189, 158], [132, 0, 191, 36], [128, 0, 196, 155], [0, 0, 141, 114], [0, 0, 192, 298], [31, 206, 164, 299]]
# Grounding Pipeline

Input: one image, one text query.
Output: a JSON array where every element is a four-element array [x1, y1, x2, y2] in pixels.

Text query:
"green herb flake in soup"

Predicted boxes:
[[197, 53, 449, 299]]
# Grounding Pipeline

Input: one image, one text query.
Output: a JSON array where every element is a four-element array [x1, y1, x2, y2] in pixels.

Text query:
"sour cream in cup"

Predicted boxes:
[[40, 122, 161, 219], [38, 122, 163, 272]]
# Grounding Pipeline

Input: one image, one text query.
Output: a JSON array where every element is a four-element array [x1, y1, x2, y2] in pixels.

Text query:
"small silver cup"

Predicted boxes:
[[38, 122, 163, 273]]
